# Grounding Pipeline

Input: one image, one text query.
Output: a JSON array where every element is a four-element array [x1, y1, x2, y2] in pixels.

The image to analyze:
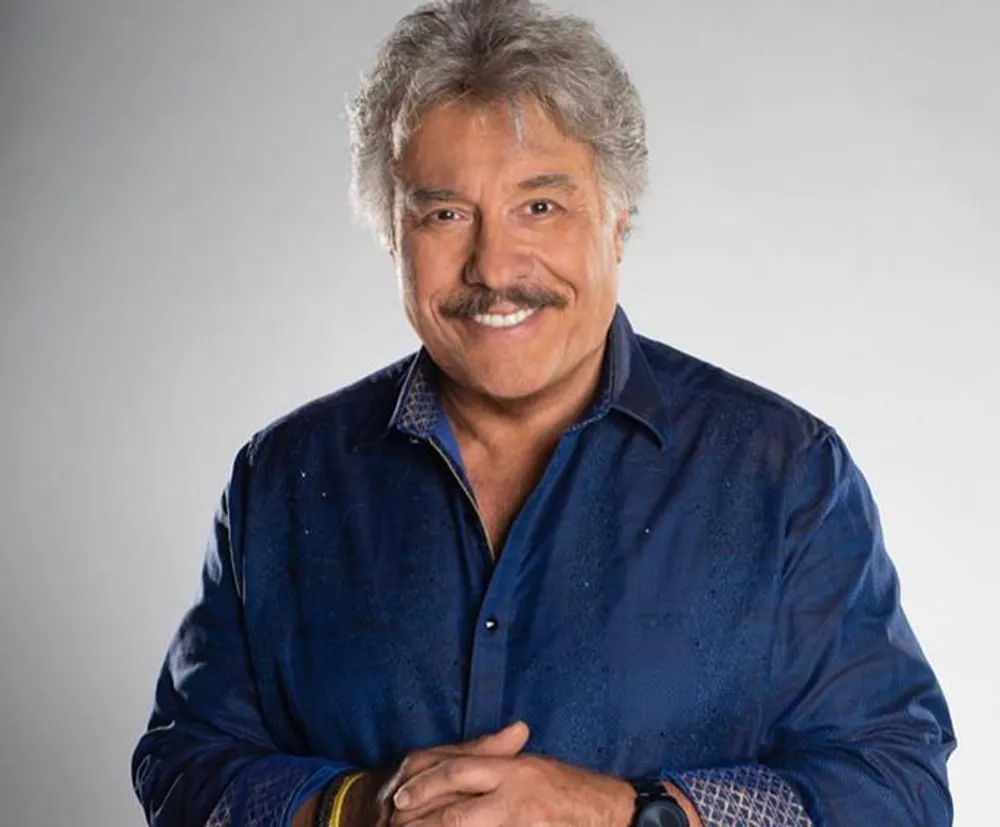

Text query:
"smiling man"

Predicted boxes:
[[131, 2, 955, 827], [395, 98, 627, 553]]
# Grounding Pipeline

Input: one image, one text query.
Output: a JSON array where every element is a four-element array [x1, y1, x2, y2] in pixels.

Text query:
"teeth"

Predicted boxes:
[[472, 307, 538, 328]]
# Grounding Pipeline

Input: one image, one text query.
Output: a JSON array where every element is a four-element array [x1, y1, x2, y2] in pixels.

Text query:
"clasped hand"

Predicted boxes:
[[374, 721, 635, 827]]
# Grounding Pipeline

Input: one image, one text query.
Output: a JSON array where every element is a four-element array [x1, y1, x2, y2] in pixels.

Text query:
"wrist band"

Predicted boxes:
[[327, 772, 365, 827]]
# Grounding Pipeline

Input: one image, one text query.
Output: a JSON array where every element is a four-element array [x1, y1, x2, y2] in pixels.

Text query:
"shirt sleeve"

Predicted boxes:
[[130, 444, 361, 827], [658, 427, 955, 826], [662, 766, 812, 826]]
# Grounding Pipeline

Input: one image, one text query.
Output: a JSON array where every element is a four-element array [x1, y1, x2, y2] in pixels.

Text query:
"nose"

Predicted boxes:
[[464, 213, 533, 292]]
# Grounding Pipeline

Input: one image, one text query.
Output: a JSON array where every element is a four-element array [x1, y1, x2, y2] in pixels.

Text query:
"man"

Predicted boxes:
[[130, 0, 956, 825]]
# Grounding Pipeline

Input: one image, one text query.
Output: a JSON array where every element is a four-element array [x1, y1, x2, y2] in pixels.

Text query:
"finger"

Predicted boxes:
[[383, 751, 450, 801], [460, 721, 530, 756], [406, 793, 499, 827], [388, 722, 530, 792], [390, 792, 473, 827], [394, 755, 504, 812], [381, 751, 472, 812], [391, 721, 528, 796]]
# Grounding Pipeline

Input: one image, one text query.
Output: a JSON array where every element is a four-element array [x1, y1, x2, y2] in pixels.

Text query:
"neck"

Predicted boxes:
[[440, 340, 607, 456]]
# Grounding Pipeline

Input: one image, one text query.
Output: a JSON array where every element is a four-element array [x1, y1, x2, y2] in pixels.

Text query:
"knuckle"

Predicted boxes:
[[516, 755, 542, 780], [441, 806, 466, 827], [399, 754, 421, 775], [398, 752, 431, 781], [522, 799, 547, 825], [442, 759, 464, 782], [395, 758, 412, 781]]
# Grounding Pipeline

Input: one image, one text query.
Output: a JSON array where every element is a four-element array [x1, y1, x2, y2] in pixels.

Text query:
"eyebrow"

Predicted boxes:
[[408, 187, 463, 205], [516, 173, 578, 193], [405, 173, 579, 206]]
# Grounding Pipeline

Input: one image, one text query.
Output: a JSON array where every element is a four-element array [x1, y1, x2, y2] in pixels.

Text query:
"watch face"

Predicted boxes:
[[636, 799, 688, 827]]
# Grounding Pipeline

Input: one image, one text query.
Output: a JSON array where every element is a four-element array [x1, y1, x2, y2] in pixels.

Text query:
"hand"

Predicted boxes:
[[389, 722, 637, 827], [374, 721, 529, 827]]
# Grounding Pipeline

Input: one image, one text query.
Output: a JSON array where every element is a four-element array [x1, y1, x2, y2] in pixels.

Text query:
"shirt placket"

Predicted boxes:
[[458, 434, 579, 740]]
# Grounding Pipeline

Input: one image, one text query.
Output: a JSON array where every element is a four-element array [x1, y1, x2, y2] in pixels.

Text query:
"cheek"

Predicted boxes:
[[402, 235, 465, 302], [551, 233, 614, 294], [398, 240, 434, 303], [395, 247, 429, 334], [395, 251, 417, 306]]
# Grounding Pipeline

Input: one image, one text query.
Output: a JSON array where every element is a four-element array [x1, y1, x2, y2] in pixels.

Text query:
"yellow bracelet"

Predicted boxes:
[[328, 771, 365, 827]]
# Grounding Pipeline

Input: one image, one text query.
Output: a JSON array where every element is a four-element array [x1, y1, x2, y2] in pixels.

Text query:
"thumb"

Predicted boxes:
[[464, 720, 531, 755]]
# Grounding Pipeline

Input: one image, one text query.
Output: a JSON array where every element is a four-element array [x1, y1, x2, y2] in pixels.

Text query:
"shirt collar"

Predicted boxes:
[[361, 305, 670, 449]]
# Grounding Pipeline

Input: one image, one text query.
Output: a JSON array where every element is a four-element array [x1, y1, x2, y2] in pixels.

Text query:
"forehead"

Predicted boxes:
[[399, 97, 597, 186]]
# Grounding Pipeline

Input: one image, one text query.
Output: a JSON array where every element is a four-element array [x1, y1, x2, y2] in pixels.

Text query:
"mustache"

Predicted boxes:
[[439, 283, 568, 319]]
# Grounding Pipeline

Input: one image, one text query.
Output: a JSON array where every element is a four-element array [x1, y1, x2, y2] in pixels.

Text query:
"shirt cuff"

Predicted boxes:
[[660, 765, 813, 827], [204, 754, 360, 827]]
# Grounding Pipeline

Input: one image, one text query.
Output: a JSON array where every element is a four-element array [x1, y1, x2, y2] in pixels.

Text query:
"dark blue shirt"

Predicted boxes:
[[131, 307, 955, 826]]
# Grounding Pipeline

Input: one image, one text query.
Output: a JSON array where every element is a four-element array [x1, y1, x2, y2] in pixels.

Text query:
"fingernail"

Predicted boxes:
[[394, 789, 410, 808]]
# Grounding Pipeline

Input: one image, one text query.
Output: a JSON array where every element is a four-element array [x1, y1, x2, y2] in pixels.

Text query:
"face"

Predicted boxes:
[[393, 97, 627, 404]]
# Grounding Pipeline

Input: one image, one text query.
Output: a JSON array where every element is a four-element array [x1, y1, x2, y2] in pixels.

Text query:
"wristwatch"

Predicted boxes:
[[627, 778, 689, 827]]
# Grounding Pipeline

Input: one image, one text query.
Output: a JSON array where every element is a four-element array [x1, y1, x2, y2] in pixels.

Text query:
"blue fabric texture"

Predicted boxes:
[[131, 306, 955, 827]]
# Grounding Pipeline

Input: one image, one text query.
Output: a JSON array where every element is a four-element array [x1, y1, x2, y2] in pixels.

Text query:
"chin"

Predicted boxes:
[[465, 364, 556, 403]]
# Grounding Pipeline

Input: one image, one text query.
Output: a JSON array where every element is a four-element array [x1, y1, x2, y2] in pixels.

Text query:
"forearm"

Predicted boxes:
[[673, 766, 812, 826], [132, 452, 364, 827], [769, 744, 953, 826], [655, 765, 811, 827], [291, 788, 322, 827], [133, 733, 356, 827], [655, 742, 952, 827]]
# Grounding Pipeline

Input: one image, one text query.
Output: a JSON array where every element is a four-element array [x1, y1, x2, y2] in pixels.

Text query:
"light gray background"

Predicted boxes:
[[1, 1, 996, 825]]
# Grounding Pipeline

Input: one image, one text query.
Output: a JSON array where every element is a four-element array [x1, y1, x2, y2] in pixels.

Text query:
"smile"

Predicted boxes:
[[471, 307, 539, 329]]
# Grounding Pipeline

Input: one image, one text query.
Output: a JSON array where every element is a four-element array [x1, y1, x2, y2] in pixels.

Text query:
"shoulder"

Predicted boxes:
[[240, 353, 415, 470], [636, 332, 834, 470]]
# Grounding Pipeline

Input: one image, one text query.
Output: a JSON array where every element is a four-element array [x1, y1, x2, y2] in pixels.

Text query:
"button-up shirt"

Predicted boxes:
[[131, 307, 955, 827]]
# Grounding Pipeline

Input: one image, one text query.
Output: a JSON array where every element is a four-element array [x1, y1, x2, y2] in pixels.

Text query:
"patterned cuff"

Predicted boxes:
[[662, 765, 813, 827], [204, 754, 359, 827]]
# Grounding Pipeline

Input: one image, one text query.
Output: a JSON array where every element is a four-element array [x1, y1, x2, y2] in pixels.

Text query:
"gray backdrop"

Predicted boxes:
[[1, 1, 996, 825]]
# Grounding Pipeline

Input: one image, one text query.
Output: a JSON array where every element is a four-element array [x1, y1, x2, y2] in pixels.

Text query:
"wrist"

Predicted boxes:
[[624, 777, 701, 827], [611, 777, 639, 827], [659, 780, 703, 827], [341, 770, 386, 827], [315, 772, 369, 827]]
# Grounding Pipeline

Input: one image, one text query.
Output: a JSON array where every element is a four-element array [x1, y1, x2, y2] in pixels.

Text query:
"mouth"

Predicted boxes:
[[469, 306, 540, 329]]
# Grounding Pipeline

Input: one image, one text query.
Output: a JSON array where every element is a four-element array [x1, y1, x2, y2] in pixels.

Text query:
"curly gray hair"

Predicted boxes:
[[348, 0, 648, 251]]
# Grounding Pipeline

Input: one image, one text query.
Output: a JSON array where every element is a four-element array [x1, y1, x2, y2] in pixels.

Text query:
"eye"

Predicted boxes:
[[422, 208, 461, 225], [417, 207, 461, 227], [526, 199, 559, 217]]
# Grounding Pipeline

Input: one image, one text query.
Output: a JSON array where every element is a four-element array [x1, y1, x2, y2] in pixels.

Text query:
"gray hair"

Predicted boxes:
[[348, 0, 648, 251]]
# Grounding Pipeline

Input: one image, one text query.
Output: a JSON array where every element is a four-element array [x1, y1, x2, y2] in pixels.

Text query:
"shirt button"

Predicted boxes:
[[484, 617, 499, 632]]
